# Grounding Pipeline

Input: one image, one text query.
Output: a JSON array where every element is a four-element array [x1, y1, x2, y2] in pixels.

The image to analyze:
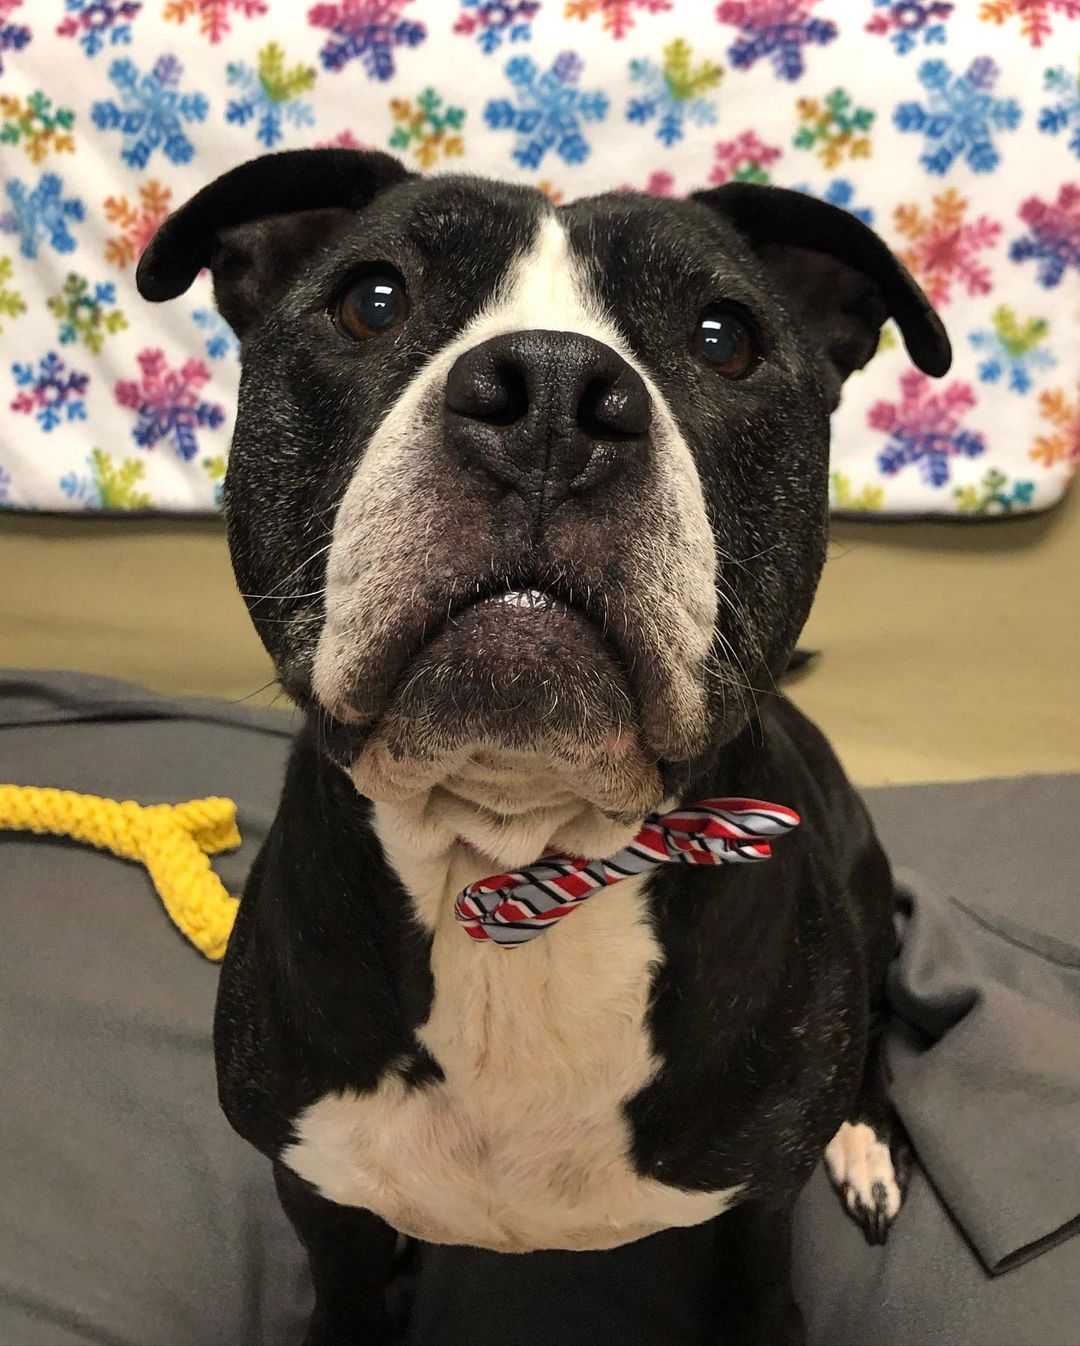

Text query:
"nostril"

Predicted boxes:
[[445, 353, 529, 428], [577, 372, 652, 441], [486, 360, 529, 427]]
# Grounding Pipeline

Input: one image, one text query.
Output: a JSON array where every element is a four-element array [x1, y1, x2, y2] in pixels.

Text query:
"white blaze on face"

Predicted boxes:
[[312, 208, 717, 779]]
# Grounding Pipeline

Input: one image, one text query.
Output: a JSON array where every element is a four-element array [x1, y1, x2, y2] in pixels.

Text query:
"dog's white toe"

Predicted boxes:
[[824, 1120, 904, 1245]]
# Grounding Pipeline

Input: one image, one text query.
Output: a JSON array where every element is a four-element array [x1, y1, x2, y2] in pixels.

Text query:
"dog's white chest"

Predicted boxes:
[[283, 874, 739, 1252]]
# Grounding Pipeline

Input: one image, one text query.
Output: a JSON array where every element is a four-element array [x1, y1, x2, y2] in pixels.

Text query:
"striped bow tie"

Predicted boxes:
[[454, 798, 800, 947]]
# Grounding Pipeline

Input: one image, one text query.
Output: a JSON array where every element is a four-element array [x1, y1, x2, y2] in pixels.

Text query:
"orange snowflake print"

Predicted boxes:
[[103, 181, 172, 269], [1029, 386, 1080, 479]]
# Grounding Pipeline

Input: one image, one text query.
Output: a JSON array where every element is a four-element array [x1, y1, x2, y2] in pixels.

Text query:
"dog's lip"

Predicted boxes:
[[438, 580, 631, 681], [320, 575, 639, 735], [443, 577, 591, 630]]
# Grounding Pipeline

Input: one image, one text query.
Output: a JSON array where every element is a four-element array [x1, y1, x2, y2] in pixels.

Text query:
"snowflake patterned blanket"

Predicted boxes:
[[0, 0, 1077, 516]]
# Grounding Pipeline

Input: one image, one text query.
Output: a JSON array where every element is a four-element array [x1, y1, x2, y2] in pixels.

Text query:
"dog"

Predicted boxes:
[[137, 148, 950, 1346]]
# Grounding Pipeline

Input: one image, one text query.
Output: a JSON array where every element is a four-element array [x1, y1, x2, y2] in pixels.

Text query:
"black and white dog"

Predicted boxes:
[[138, 149, 950, 1346]]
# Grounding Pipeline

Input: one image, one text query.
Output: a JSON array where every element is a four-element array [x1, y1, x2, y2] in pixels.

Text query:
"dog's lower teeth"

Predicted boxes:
[[493, 588, 557, 610]]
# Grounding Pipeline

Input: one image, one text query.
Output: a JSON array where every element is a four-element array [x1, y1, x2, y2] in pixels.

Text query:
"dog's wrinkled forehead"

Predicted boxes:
[[265, 175, 780, 372]]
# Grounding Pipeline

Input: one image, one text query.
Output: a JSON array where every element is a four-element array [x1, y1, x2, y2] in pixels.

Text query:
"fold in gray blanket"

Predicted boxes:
[[1, 672, 1078, 1345], [882, 834, 1080, 1270]]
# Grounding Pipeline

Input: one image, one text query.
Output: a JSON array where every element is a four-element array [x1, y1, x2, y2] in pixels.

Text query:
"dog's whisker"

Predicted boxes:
[[240, 587, 328, 603], [230, 676, 284, 705], [241, 540, 333, 606], [714, 540, 784, 568]]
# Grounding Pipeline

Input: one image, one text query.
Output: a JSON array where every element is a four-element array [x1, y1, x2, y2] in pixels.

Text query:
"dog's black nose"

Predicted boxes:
[[444, 330, 651, 526]]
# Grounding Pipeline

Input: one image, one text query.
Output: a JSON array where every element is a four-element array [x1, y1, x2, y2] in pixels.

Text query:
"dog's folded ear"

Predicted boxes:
[[692, 183, 951, 409], [136, 149, 413, 337]]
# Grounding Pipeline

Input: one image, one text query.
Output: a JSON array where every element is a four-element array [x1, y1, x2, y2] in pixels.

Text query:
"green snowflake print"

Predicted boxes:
[[794, 88, 875, 168], [0, 92, 76, 163], [830, 471, 884, 512], [953, 468, 1035, 514], [0, 255, 26, 333], [389, 88, 466, 166], [46, 272, 128, 353]]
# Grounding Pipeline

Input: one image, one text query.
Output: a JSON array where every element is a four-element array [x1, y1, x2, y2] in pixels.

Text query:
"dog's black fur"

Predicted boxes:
[[139, 150, 949, 1346]]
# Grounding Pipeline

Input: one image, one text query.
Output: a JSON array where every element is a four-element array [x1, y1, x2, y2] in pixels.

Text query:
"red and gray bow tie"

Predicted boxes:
[[454, 798, 800, 947]]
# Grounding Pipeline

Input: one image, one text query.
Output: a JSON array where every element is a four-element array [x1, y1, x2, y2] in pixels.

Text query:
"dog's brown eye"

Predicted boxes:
[[335, 273, 408, 340], [693, 305, 756, 378]]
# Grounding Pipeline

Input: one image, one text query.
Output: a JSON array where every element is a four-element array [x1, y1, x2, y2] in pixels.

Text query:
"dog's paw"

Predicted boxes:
[[824, 1120, 907, 1246]]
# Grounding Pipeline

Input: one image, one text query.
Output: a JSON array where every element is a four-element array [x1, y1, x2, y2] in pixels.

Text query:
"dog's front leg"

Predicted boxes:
[[711, 1199, 806, 1346], [274, 1162, 400, 1346]]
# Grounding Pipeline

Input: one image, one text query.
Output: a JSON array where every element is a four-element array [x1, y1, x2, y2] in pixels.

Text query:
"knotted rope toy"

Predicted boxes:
[[455, 798, 801, 946], [0, 787, 799, 957], [0, 785, 240, 961]]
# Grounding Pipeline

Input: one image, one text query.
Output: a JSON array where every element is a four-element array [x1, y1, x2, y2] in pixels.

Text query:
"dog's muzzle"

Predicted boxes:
[[310, 320, 719, 809]]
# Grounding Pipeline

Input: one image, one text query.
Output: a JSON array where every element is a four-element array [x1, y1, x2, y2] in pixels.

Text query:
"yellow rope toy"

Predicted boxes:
[[0, 785, 240, 961]]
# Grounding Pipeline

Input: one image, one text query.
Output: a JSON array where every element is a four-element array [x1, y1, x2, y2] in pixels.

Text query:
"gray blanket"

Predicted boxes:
[[1, 672, 1077, 1346]]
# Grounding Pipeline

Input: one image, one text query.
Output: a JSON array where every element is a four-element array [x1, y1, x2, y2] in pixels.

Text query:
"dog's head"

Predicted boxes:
[[139, 150, 948, 823]]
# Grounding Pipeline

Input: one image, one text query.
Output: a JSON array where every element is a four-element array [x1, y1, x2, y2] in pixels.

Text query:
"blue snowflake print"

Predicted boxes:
[[865, 0, 952, 55], [793, 178, 874, 225], [58, 470, 90, 506], [1038, 64, 1080, 160], [454, 0, 539, 53], [10, 351, 90, 432], [308, 0, 426, 79], [715, 1, 838, 83], [1, 174, 85, 259], [0, 3, 31, 78], [626, 39, 722, 147], [225, 44, 317, 148], [968, 306, 1056, 394], [57, 0, 142, 58], [193, 307, 239, 360], [91, 55, 209, 169], [485, 51, 608, 168], [894, 58, 1022, 175]]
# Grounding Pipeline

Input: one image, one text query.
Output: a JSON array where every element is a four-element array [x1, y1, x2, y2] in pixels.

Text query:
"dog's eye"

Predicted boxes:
[[693, 305, 756, 378], [335, 273, 408, 341]]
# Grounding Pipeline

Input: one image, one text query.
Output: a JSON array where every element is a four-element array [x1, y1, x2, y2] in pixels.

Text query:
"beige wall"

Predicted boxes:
[[2, 488, 1078, 786]]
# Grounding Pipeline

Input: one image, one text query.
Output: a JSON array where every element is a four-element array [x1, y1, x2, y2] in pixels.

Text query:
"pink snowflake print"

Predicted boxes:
[[870, 370, 985, 486], [894, 188, 1002, 306], [315, 129, 369, 148], [308, 0, 426, 78], [709, 130, 783, 183], [1010, 183, 1080, 288], [114, 348, 226, 460], [715, 0, 838, 81], [0, 0, 31, 78], [162, 0, 267, 42], [978, 0, 1080, 47], [564, 0, 672, 38], [617, 169, 676, 194]]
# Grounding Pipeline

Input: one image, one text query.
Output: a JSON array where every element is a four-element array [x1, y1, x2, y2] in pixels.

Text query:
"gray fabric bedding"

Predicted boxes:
[[1, 672, 1078, 1346]]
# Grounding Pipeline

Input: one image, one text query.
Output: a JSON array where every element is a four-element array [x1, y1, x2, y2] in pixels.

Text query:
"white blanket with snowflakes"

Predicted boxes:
[[0, 0, 1076, 516]]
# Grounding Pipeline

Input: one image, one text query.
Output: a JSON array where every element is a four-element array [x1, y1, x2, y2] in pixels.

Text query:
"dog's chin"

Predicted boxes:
[[338, 591, 666, 821]]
